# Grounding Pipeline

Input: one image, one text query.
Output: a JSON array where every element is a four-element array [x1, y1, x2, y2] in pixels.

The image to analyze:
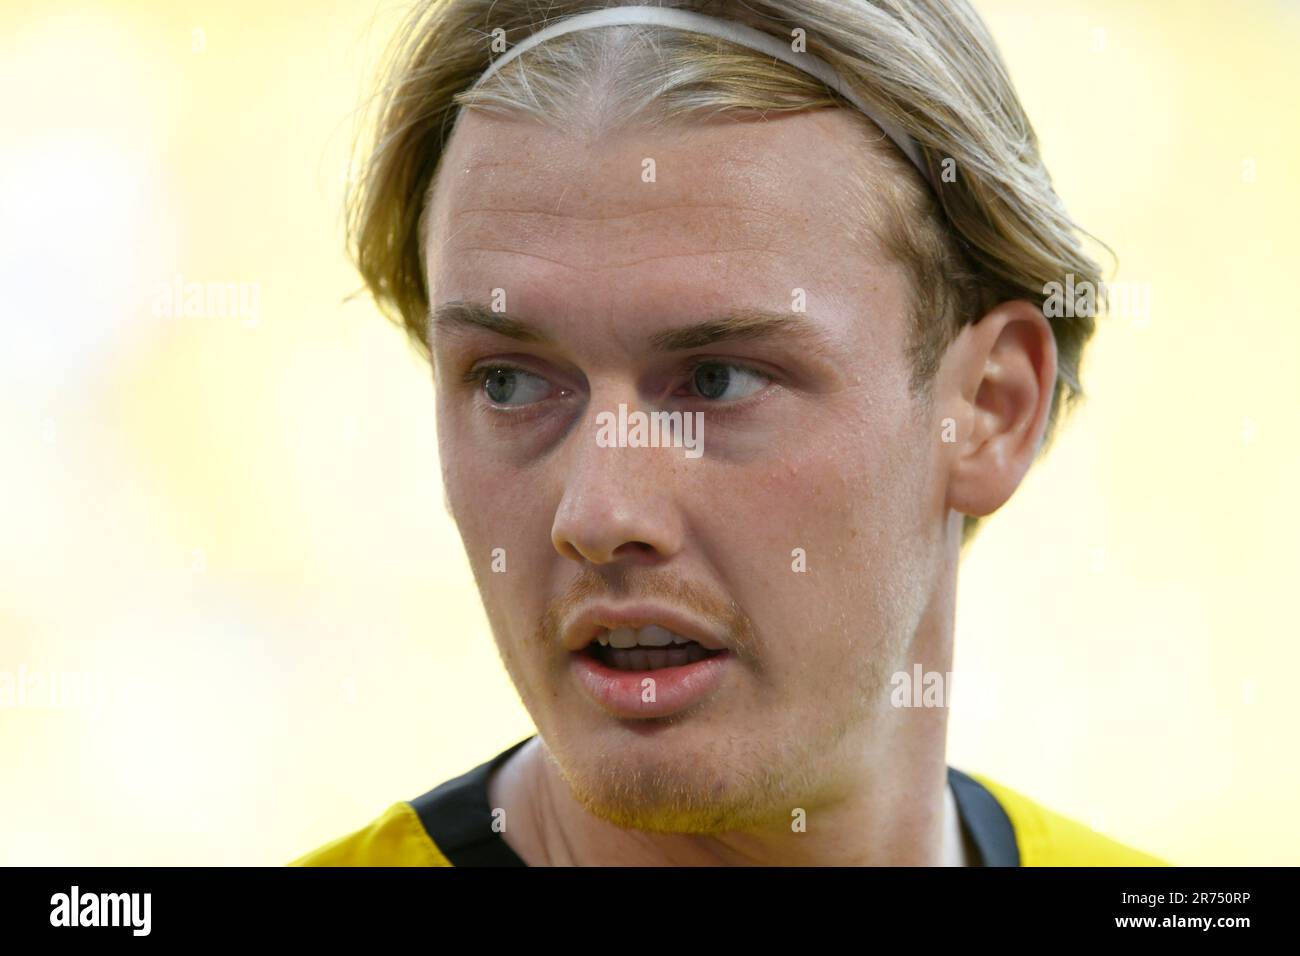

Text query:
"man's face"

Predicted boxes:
[[425, 108, 949, 832]]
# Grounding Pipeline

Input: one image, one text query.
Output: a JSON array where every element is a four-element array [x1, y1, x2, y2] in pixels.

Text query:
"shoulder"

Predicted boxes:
[[288, 801, 452, 867], [288, 736, 535, 867], [970, 772, 1170, 866]]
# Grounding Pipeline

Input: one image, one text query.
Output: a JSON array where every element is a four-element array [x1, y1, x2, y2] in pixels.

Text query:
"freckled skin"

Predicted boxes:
[[424, 108, 961, 863]]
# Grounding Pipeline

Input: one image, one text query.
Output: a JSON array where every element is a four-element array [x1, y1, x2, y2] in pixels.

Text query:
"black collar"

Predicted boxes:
[[410, 735, 1019, 866]]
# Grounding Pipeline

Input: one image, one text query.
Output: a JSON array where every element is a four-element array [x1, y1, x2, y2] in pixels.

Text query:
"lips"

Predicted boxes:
[[563, 603, 734, 718], [569, 642, 731, 719], [562, 603, 729, 654], [585, 624, 724, 671]]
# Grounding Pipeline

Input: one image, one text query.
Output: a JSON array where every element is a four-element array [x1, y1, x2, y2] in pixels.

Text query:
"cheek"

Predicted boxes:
[[705, 421, 902, 563], [438, 442, 554, 673], [445, 461, 554, 579], [692, 409, 930, 658], [436, 405, 546, 583]]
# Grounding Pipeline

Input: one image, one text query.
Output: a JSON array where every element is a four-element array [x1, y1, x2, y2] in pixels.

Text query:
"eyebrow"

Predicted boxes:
[[430, 301, 550, 344], [429, 300, 837, 354]]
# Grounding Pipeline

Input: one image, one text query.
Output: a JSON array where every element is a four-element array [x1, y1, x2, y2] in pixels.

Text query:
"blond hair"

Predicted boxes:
[[347, 0, 1108, 546]]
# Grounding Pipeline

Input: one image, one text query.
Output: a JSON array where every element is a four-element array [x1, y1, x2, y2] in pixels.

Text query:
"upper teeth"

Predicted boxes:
[[598, 625, 692, 648]]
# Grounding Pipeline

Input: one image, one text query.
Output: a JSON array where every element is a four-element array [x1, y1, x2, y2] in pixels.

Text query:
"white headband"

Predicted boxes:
[[468, 5, 930, 184]]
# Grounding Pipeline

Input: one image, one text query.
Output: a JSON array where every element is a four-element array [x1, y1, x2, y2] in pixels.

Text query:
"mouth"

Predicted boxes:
[[565, 607, 734, 718], [580, 625, 727, 672]]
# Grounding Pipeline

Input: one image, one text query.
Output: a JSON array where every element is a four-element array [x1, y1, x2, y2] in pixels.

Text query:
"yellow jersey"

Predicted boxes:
[[289, 735, 1169, 867]]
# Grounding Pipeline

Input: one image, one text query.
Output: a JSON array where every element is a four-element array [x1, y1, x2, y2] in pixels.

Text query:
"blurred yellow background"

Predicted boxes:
[[1, 0, 1296, 866]]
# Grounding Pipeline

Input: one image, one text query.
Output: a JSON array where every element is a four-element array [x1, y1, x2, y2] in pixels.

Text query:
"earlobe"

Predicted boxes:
[[941, 300, 1058, 521]]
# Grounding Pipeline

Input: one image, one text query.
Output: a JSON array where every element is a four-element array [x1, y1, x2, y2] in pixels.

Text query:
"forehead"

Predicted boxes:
[[422, 108, 906, 345]]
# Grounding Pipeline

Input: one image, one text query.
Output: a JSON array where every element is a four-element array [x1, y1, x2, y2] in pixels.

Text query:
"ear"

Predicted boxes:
[[938, 299, 1058, 521]]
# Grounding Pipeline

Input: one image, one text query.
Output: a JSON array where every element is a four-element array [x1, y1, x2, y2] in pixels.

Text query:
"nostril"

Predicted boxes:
[[611, 541, 656, 559]]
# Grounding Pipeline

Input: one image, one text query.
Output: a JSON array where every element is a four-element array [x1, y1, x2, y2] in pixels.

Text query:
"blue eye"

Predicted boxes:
[[690, 361, 768, 401], [480, 366, 551, 406]]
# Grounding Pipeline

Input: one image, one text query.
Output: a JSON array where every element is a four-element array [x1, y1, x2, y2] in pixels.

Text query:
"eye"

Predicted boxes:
[[477, 365, 553, 407], [688, 361, 769, 402]]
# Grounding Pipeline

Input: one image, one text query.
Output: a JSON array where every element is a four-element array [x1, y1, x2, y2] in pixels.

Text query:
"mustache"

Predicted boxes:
[[537, 567, 759, 664]]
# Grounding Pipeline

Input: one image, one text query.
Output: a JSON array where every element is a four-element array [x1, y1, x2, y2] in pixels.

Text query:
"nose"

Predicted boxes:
[[551, 403, 686, 567]]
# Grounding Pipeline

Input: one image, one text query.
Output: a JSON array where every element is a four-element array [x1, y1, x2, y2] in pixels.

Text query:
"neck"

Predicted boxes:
[[498, 733, 963, 866], [492, 676, 962, 865]]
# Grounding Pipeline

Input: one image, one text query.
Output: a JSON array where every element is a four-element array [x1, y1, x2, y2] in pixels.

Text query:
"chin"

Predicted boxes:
[[545, 723, 796, 834]]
